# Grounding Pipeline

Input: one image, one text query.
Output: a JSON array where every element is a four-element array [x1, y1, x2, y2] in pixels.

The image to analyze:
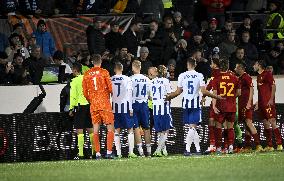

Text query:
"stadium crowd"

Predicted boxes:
[[0, 0, 284, 85]]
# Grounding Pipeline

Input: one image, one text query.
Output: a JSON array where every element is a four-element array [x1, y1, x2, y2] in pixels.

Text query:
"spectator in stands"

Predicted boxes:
[[11, 53, 31, 85], [26, 34, 37, 54], [124, 0, 142, 14], [101, 50, 115, 76], [167, 58, 176, 80], [0, 52, 9, 84], [229, 47, 253, 74], [202, 18, 222, 51], [221, 19, 234, 39], [141, 19, 163, 66], [193, 49, 211, 80], [89, 0, 114, 14], [33, 20, 56, 62], [139, 47, 153, 75], [0, 33, 8, 52], [123, 18, 142, 56], [12, 23, 27, 45], [250, 19, 265, 51], [53, 50, 72, 74], [0, 0, 18, 16], [263, 46, 282, 74], [112, 47, 134, 76], [245, 0, 267, 11], [266, 0, 284, 40], [161, 16, 178, 65], [172, 39, 189, 75], [188, 31, 209, 58], [6, 33, 30, 62], [182, 17, 199, 41], [175, 0, 196, 19], [86, 17, 106, 55], [239, 31, 259, 61], [37, 0, 56, 16], [218, 31, 238, 59], [173, 11, 184, 40], [105, 22, 123, 55], [80, 56, 92, 74], [201, 0, 232, 27], [23, 45, 46, 84], [236, 14, 252, 39]]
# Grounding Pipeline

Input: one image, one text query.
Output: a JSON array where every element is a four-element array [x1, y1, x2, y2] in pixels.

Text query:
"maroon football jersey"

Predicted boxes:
[[239, 72, 253, 107], [207, 68, 221, 91], [213, 71, 240, 112], [257, 70, 275, 107]]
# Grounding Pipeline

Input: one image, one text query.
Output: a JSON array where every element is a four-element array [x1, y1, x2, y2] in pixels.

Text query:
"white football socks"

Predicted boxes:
[[128, 132, 134, 154], [114, 132, 121, 156], [186, 128, 195, 152], [194, 129, 201, 152]]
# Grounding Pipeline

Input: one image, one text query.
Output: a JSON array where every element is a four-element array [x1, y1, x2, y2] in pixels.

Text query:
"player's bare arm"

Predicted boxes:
[[165, 87, 183, 101], [246, 86, 253, 109], [200, 86, 224, 100], [268, 84, 276, 106], [212, 90, 220, 114]]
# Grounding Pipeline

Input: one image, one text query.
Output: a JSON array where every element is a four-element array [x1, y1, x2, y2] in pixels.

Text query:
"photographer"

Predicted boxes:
[[5, 33, 30, 62]]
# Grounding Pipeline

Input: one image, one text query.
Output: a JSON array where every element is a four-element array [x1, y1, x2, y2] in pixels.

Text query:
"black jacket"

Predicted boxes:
[[123, 29, 139, 56], [202, 29, 222, 50], [86, 25, 106, 55], [143, 29, 163, 66], [23, 56, 46, 84], [239, 42, 258, 61], [105, 31, 123, 54], [140, 58, 153, 75]]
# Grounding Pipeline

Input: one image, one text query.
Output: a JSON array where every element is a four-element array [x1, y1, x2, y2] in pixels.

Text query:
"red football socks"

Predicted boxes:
[[273, 128, 283, 145], [215, 128, 222, 148], [264, 128, 273, 147], [209, 126, 215, 146]]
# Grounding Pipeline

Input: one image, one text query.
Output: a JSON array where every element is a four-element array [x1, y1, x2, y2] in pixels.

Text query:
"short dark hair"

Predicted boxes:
[[91, 54, 102, 65], [212, 58, 220, 68], [114, 62, 123, 70], [255, 58, 266, 68], [236, 62, 246, 70], [72, 62, 82, 73], [187, 58, 196, 67], [157, 65, 167, 78], [150, 19, 159, 24], [219, 58, 229, 71]]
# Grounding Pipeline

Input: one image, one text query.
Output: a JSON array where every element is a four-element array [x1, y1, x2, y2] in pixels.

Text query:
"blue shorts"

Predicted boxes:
[[183, 108, 201, 125], [114, 113, 134, 129], [133, 102, 150, 129], [154, 114, 173, 132]]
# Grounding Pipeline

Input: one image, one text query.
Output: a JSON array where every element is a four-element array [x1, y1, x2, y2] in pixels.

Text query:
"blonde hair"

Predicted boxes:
[[132, 60, 141, 69]]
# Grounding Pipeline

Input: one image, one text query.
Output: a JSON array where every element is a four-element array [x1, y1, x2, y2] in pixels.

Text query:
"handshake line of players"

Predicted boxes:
[[69, 54, 283, 160]]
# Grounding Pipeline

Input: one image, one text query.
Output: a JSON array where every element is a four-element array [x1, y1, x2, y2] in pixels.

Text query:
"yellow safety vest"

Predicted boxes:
[[162, 0, 173, 9], [266, 12, 284, 39]]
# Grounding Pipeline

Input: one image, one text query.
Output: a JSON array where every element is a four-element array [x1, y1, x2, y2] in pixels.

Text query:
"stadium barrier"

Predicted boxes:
[[1, 107, 284, 162]]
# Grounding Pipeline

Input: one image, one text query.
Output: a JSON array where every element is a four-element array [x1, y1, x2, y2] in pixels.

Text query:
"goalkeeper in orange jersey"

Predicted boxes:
[[82, 54, 115, 159]]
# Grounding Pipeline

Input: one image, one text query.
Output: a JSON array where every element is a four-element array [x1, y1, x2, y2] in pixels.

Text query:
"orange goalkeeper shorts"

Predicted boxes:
[[91, 110, 114, 125]]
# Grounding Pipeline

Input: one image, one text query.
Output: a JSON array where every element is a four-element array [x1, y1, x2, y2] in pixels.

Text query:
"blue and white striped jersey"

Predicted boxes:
[[151, 77, 172, 115], [177, 70, 205, 109], [131, 74, 151, 103], [111, 74, 133, 113]]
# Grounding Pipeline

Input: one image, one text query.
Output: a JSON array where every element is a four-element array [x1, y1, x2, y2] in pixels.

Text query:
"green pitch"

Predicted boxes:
[[1, 152, 284, 181]]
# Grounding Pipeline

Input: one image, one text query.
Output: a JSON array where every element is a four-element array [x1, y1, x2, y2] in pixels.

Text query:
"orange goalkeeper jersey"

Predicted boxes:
[[82, 66, 112, 112]]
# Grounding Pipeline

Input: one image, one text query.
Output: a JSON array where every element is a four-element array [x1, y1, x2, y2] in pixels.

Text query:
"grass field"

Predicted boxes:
[[1, 152, 284, 181]]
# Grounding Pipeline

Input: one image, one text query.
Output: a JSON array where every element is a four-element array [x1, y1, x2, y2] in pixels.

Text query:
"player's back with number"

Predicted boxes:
[[213, 72, 239, 112], [131, 74, 151, 102], [178, 70, 205, 109], [151, 77, 172, 115], [111, 74, 132, 113], [82, 67, 112, 111]]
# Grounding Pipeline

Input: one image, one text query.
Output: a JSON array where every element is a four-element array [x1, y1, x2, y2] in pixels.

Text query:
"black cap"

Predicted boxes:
[[53, 50, 64, 60], [37, 19, 46, 27]]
